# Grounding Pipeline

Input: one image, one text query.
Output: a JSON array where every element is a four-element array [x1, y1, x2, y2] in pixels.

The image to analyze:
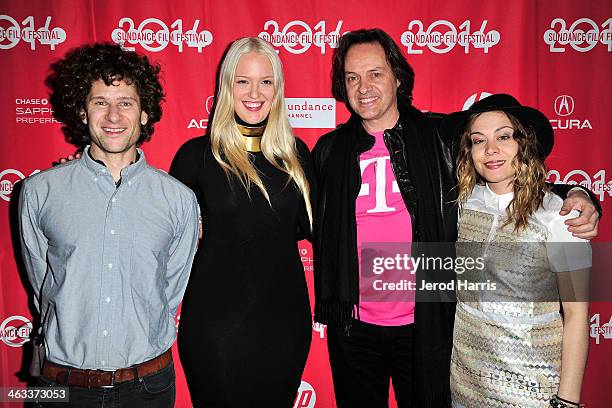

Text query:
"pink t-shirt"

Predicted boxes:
[[356, 130, 415, 326]]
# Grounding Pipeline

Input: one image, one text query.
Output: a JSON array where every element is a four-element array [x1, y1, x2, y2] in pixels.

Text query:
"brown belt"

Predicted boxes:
[[41, 349, 172, 388]]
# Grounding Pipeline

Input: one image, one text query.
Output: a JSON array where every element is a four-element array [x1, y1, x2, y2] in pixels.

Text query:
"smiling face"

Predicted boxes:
[[469, 111, 520, 194], [344, 42, 400, 132], [232, 52, 275, 125], [82, 79, 147, 160]]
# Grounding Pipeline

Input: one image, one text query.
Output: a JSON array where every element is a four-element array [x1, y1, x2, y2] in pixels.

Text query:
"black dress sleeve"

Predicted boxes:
[[169, 136, 207, 207], [295, 137, 315, 242]]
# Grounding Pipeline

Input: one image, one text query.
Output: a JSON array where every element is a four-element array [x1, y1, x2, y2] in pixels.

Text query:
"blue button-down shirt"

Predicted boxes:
[[19, 147, 199, 369]]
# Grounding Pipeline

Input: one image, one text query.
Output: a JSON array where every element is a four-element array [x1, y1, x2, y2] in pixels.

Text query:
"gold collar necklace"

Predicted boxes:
[[237, 123, 265, 152]]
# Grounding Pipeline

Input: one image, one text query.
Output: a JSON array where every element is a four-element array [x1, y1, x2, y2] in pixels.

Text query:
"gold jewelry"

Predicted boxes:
[[242, 135, 262, 152], [236, 123, 265, 152]]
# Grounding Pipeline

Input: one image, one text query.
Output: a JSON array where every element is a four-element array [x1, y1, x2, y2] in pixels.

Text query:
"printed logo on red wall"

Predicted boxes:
[[0, 168, 40, 202], [550, 95, 592, 130], [293, 381, 316, 408], [590, 313, 612, 345], [544, 18, 612, 53], [15, 97, 58, 125], [547, 169, 611, 203], [300, 247, 313, 272], [187, 96, 215, 129], [258, 20, 344, 54], [0, 15, 66, 50], [0, 315, 32, 347], [111, 18, 213, 53], [462, 92, 493, 111], [554, 95, 574, 116], [312, 322, 326, 339], [401, 20, 500, 54], [285, 98, 336, 128]]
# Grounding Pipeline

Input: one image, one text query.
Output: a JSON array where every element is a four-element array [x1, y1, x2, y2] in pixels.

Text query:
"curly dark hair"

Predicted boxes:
[[331, 28, 415, 112], [45, 43, 165, 148]]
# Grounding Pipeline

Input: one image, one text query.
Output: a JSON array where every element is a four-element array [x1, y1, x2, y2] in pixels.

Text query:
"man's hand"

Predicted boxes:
[[560, 190, 599, 239], [52, 152, 82, 166], [60, 152, 81, 163]]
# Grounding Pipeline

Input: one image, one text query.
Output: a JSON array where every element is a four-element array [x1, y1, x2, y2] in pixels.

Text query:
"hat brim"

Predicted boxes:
[[440, 104, 554, 159]]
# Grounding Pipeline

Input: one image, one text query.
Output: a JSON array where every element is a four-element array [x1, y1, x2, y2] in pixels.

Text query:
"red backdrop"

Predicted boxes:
[[1, 1, 610, 406]]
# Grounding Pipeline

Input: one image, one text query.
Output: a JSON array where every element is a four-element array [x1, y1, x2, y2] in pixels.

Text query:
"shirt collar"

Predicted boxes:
[[81, 145, 146, 182], [483, 183, 514, 210]]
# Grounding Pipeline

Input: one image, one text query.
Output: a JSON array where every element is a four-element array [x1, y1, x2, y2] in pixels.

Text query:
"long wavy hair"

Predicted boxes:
[[456, 111, 548, 232], [210, 37, 312, 226]]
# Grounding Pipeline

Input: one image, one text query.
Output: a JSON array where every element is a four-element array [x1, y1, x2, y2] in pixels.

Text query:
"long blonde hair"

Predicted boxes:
[[456, 111, 548, 232], [210, 37, 312, 227]]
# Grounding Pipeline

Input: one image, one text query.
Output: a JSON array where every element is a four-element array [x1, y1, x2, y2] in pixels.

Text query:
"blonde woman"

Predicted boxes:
[[444, 94, 590, 408], [170, 37, 313, 407]]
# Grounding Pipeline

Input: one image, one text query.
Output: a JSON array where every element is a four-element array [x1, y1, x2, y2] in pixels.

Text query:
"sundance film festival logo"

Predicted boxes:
[[544, 17, 612, 53], [0, 168, 40, 202], [112, 17, 212, 53], [401, 20, 500, 54], [548, 169, 612, 203], [285, 98, 336, 128], [293, 381, 316, 408], [550, 95, 592, 130], [0, 315, 32, 347], [0, 15, 66, 50], [590, 313, 612, 345], [187, 95, 215, 129], [258, 20, 344, 54]]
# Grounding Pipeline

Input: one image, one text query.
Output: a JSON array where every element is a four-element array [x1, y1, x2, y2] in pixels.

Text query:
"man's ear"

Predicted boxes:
[[80, 110, 87, 124], [141, 111, 148, 125]]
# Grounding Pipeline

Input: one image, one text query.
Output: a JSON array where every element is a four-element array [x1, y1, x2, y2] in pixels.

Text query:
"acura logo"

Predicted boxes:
[[554, 95, 575, 116]]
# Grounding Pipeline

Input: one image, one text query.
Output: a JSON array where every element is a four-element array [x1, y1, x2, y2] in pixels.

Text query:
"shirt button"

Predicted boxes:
[[127, 181, 132, 186], [101, 169, 107, 173], [93, 177, 98, 182], [105, 297, 111, 303], [103, 330, 108, 336], [108, 263, 113, 269], [111, 198, 116, 203], [110, 230, 115, 235]]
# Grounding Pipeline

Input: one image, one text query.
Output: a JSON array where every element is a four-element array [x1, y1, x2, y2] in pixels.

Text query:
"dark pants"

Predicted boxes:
[[327, 320, 414, 408], [33, 362, 175, 408]]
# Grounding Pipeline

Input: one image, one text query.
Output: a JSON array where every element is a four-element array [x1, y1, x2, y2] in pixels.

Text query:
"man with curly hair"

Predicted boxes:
[[18, 43, 199, 407]]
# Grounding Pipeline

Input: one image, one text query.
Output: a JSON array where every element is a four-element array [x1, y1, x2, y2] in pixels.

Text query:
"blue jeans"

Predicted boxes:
[[34, 362, 175, 408]]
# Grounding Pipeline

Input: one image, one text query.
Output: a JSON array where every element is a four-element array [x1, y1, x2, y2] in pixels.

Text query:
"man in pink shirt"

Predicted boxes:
[[312, 28, 600, 408]]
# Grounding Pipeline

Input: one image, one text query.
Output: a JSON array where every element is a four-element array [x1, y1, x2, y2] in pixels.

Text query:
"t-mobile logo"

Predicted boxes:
[[358, 156, 400, 213]]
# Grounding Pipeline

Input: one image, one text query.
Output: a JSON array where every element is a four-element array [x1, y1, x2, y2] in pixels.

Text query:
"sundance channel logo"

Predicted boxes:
[[285, 98, 335, 129]]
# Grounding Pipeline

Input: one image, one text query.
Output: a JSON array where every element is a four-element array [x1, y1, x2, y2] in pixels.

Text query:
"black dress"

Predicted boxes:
[[169, 135, 312, 407]]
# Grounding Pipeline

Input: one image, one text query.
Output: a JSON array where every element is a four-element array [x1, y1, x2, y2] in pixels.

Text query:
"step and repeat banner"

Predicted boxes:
[[1, 1, 610, 407]]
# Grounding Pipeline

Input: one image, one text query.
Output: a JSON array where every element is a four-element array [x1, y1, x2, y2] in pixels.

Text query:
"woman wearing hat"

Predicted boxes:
[[446, 94, 591, 408]]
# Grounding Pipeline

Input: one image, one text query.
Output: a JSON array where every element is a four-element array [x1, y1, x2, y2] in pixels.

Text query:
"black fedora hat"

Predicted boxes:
[[441, 93, 554, 158]]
